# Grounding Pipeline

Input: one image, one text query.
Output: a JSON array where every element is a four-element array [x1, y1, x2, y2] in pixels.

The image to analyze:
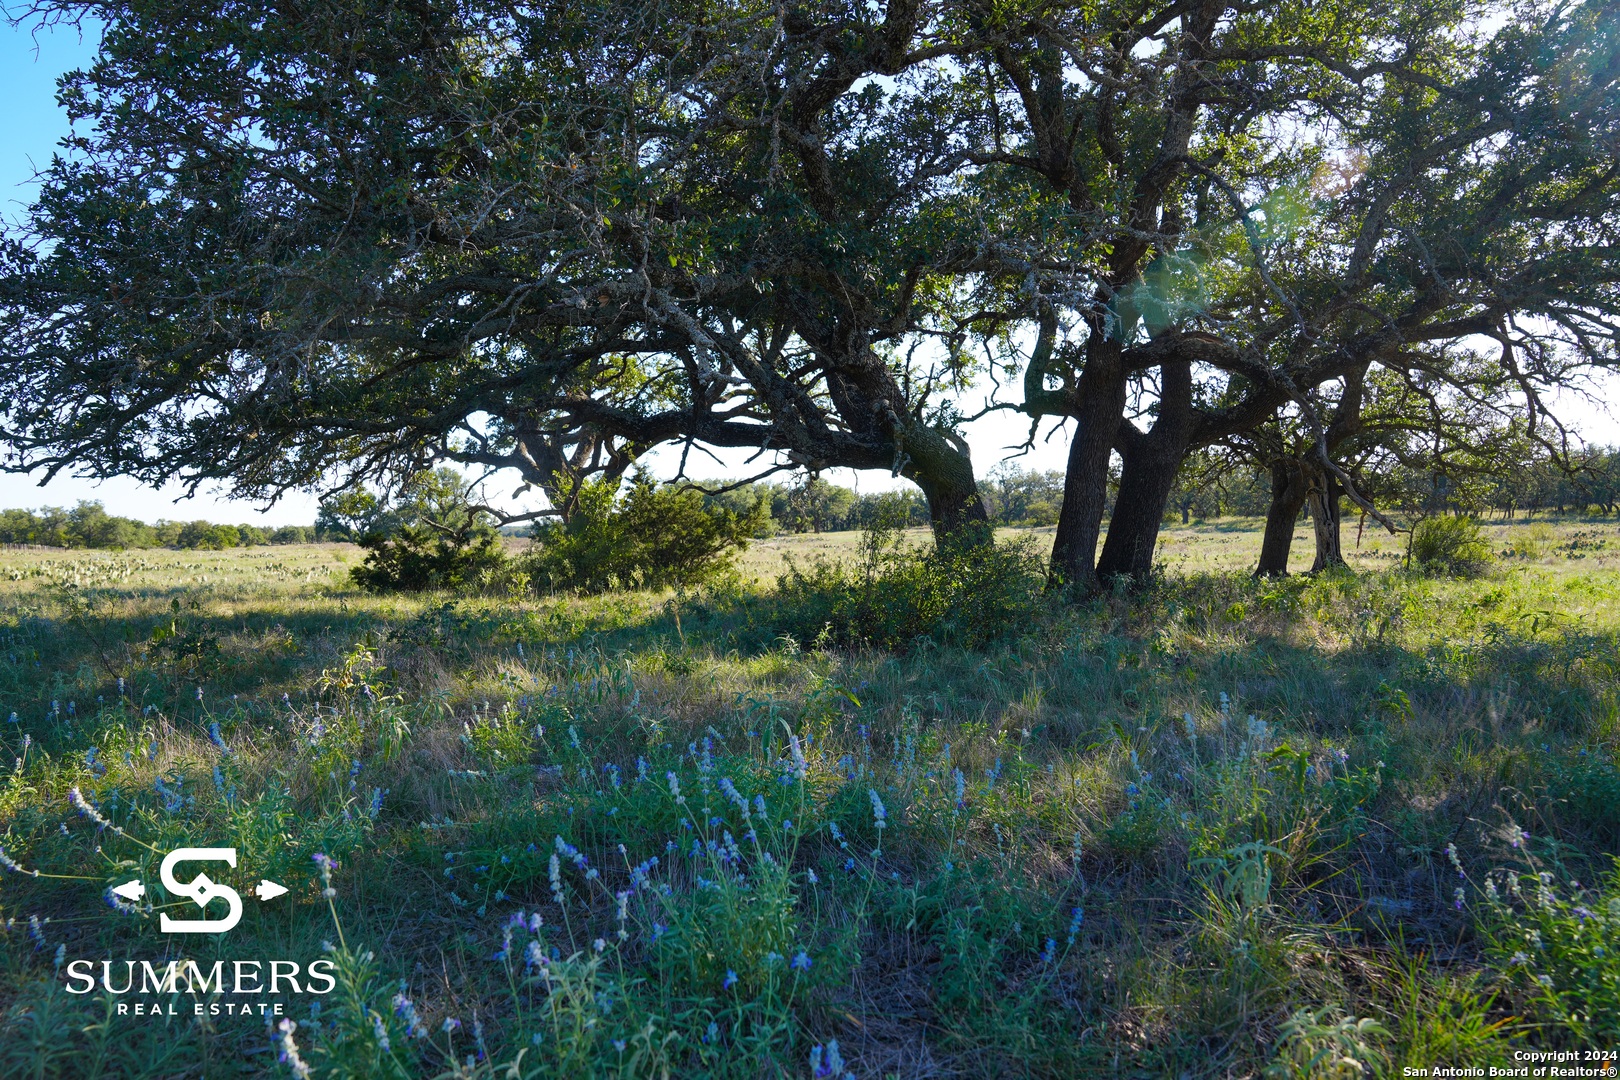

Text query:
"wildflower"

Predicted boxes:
[[788, 735, 809, 779], [809, 1039, 847, 1079], [1183, 713, 1197, 740], [105, 887, 140, 914], [791, 950, 812, 972], [370, 1012, 391, 1051], [593, 937, 606, 953], [718, 777, 748, 815], [117, 677, 125, 695], [524, 940, 546, 970], [1066, 907, 1085, 946], [754, 794, 768, 818], [1444, 842, 1465, 879], [275, 1019, 312, 1079], [0, 845, 36, 877], [207, 721, 230, 755], [1537, 975, 1554, 988], [28, 914, 47, 949], [667, 772, 684, 804], [651, 922, 667, 942], [612, 1040, 626, 1053], [368, 787, 386, 818], [68, 787, 113, 830], [723, 969, 738, 989], [549, 854, 563, 904], [953, 768, 966, 809], [807, 868, 819, 884], [195, 686, 204, 702], [442, 1017, 461, 1034], [312, 853, 336, 898], [1454, 887, 1466, 911], [1041, 937, 1057, 964], [1510, 951, 1530, 965], [869, 789, 887, 830]]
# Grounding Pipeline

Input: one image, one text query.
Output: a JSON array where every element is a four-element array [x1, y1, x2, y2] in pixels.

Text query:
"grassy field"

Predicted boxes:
[[1, 517, 1618, 1077]]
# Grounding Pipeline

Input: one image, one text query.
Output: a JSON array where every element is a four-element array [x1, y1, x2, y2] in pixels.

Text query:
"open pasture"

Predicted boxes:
[[1, 518, 1618, 1077]]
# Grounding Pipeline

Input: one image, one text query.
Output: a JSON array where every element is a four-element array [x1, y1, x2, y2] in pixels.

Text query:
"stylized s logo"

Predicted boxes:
[[159, 848, 243, 934]]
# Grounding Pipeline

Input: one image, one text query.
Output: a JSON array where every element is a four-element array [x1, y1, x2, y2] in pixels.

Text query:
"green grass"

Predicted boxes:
[[0, 516, 1617, 1077]]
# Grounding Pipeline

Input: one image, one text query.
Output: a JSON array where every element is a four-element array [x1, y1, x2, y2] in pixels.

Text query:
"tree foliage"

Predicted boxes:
[[1, 0, 1616, 587]]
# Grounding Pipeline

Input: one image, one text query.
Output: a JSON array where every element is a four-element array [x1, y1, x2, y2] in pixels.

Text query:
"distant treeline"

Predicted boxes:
[[702, 466, 1069, 533], [0, 501, 316, 549], [1167, 445, 1620, 523], [718, 446, 1620, 536]]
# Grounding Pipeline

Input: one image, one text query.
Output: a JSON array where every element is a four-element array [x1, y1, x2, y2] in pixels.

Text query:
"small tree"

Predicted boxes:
[[526, 472, 764, 595], [349, 470, 509, 593]]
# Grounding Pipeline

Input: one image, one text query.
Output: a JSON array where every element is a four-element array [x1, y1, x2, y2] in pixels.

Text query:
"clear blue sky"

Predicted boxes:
[[0, 18, 1612, 524]]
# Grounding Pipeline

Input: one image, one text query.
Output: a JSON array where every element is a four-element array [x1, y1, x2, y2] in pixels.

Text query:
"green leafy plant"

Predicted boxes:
[[349, 471, 511, 593], [772, 518, 1047, 651], [524, 472, 763, 594], [1480, 857, 1620, 1043]]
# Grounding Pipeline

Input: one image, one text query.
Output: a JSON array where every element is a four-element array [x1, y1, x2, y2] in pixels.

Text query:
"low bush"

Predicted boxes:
[[773, 520, 1048, 650], [1410, 515, 1494, 577], [525, 472, 764, 594], [351, 521, 510, 593], [348, 471, 512, 592]]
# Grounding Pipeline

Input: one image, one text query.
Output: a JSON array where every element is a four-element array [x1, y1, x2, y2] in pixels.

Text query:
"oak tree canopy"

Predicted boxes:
[[2, 0, 1616, 586]]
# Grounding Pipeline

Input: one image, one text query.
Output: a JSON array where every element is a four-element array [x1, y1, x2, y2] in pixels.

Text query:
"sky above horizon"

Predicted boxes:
[[1, 17, 1614, 527]]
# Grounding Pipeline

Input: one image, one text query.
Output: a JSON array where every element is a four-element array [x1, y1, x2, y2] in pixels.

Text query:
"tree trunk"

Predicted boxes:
[[901, 424, 991, 547], [1307, 467, 1345, 571], [1255, 458, 1307, 577], [1050, 341, 1128, 592], [1095, 358, 1194, 584]]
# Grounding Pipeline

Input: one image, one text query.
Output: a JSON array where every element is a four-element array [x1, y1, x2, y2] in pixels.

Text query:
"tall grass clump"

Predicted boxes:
[[1410, 515, 1494, 577]]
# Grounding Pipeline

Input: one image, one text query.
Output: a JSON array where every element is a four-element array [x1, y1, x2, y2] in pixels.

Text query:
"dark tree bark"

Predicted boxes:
[[901, 425, 991, 542], [1308, 467, 1346, 571], [1096, 358, 1195, 583], [1255, 458, 1308, 577], [1049, 340, 1127, 591]]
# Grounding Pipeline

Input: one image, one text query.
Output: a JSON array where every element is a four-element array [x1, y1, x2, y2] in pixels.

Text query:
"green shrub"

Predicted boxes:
[[525, 472, 763, 594], [772, 519, 1047, 651], [346, 469, 517, 593], [351, 520, 509, 593], [1410, 515, 1493, 577]]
